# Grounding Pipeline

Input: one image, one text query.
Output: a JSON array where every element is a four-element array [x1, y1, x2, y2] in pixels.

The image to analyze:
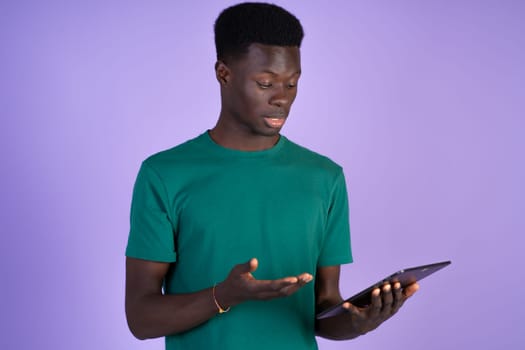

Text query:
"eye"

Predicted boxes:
[[256, 81, 272, 89], [287, 82, 297, 89]]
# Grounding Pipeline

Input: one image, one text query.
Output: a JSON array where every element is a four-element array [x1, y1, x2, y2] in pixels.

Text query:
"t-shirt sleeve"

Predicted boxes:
[[126, 161, 177, 262], [317, 169, 353, 267]]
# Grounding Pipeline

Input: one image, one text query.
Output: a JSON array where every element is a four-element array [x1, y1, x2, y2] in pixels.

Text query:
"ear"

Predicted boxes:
[[215, 60, 230, 86]]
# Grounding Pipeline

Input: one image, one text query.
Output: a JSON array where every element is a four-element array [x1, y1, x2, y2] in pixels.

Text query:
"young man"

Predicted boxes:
[[125, 3, 418, 349]]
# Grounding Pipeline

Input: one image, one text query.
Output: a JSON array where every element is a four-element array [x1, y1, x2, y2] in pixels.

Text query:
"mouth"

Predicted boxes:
[[263, 112, 287, 129], [263, 116, 286, 128]]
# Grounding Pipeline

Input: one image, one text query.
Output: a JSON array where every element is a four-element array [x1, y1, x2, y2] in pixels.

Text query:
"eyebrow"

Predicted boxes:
[[259, 69, 302, 76]]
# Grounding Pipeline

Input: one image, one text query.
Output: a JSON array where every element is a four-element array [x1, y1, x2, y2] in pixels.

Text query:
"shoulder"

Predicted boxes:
[[281, 136, 343, 175], [142, 133, 208, 172]]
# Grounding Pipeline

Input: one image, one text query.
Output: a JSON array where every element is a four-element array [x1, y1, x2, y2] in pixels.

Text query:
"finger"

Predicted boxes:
[[381, 283, 393, 315], [247, 276, 297, 294], [369, 288, 382, 318], [342, 301, 361, 315], [248, 275, 310, 299], [235, 258, 258, 274], [296, 273, 313, 284], [268, 276, 298, 289], [393, 282, 403, 301], [278, 283, 303, 296], [248, 258, 258, 272], [391, 282, 404, 314], [256, 286, 303, 299], [280, 274, 313, 294], [403, 282, 419, 298], [265, 272, 313, 288], [253, 282, 298, 299]]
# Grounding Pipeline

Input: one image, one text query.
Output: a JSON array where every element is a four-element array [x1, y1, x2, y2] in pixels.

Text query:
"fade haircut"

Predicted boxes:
[[214, 2, 304, 62]]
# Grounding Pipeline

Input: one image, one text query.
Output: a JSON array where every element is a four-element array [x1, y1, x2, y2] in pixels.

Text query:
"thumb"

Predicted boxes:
[[242, 257, 258, 273], [342, 302, 360, 314]]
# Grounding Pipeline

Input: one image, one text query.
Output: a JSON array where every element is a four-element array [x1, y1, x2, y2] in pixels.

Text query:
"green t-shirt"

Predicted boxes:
[[126, 132, 352, 350]]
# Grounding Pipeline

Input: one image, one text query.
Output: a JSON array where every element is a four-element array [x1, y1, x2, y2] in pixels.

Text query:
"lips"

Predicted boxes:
[[263, 116, 286, 128]]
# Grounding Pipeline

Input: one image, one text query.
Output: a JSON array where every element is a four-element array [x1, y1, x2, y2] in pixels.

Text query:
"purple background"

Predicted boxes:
[[1, 1, 523, 349]]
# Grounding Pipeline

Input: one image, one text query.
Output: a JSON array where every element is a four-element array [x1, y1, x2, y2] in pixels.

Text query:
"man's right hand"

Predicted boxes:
[[214, 258, 313, 309], [125, 257, 312, 339]]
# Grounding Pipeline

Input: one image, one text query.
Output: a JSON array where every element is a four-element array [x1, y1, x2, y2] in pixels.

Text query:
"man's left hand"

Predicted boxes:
[[340, 282, 419, 335], [316, 281, 419, 340]]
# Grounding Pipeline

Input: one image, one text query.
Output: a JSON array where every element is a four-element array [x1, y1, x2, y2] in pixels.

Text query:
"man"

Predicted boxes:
[[125, 3, 418, 349]]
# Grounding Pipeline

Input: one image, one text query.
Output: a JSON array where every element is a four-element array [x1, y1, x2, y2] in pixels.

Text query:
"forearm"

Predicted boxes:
[[126, 287, 219, 339], [315, 316, 362, 340], [314, 294, 364, 340], [125, 256, 312, 340]]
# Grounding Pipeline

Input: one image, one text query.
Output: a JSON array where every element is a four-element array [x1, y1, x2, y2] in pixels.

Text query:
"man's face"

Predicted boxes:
[[219, 43, 301, 138]]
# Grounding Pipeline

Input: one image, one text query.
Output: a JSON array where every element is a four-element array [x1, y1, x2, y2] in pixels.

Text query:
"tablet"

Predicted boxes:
[[316, 260, 451, 319]]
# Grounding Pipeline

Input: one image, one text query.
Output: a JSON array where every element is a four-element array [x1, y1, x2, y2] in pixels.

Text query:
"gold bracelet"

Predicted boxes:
[[212, 283, 231, 314]]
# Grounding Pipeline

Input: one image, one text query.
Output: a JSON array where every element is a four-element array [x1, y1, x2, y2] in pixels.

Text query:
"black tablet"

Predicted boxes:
[[316, 260, 451, 319]]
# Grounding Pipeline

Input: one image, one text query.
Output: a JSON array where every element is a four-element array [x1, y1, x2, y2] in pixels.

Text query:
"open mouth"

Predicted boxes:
[[264, 116, 286, 128]]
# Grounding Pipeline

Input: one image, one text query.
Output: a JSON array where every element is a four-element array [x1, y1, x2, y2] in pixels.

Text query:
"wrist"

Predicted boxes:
[[213, 283, 231, 313]]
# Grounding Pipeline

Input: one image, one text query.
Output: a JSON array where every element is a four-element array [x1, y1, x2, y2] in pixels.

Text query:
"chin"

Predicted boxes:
[[255, 128, 282, 137]]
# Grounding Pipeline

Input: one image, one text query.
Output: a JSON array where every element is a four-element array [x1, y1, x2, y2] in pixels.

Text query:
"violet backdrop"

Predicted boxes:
[[1, 1, 523, 349]]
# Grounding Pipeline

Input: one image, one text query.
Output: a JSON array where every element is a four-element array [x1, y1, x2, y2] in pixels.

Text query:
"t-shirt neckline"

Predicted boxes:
[[201, 130, 286, 158]]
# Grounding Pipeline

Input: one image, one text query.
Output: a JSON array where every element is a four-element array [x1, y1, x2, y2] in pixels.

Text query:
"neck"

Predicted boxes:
[[209, 122, 280, 151]]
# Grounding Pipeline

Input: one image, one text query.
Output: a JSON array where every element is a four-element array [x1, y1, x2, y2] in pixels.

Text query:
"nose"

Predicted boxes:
[[269, 85, 294, 108]]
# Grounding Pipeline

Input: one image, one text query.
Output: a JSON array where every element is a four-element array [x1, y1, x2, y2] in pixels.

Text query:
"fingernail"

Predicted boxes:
[[305, 275, 313, 282]]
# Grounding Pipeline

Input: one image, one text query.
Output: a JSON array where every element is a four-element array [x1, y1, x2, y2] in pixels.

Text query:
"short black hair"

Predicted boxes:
[[214, 2, 304, 62]]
